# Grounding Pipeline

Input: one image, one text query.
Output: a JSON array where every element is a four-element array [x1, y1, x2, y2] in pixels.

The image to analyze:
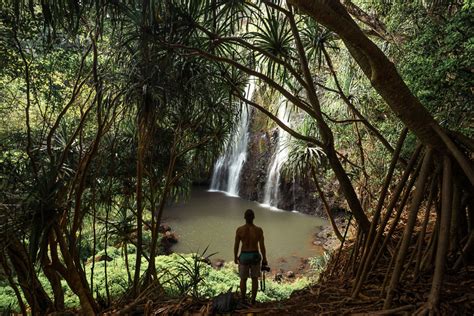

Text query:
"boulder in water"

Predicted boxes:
[[213, 259, 225, 269], [159, 224, 171, 233], [163, 231, 178, 243]]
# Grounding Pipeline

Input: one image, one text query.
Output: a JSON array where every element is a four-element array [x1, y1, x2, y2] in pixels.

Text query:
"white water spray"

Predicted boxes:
[[262, 97, 291, 207], [209, 78, 256, 196]]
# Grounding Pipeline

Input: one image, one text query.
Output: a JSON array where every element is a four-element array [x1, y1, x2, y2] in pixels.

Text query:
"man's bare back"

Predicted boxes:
[[236, 224, 264, 252]]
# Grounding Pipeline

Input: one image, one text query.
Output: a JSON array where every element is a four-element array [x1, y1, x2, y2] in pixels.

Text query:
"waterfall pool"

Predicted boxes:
[[163, 187, 327, 271]]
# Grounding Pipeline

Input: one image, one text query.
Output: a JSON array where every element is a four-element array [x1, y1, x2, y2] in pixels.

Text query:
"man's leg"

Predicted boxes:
[[239, 264, 249, 301], [250, 277, 258, 304], [240, 277, 247, 301]]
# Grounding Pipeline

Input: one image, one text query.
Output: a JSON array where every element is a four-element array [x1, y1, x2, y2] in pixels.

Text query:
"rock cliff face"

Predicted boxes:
[[238, 121, 272, 203], [236, 109, 345, 218], [203, 86, 348, 218]]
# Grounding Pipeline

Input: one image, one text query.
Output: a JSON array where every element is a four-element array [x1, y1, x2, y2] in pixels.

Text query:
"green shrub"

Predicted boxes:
[[0, 251, 321, 311]]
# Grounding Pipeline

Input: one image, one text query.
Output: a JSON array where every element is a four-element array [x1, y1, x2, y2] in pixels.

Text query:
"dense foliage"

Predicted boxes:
[[0, 0, 472, 314], [0, 251, 317, 311]]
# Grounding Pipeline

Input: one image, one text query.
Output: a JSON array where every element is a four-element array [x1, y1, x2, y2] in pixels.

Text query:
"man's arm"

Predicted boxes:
[[259, 228, 267, 265], [234, 229, 240, 264]]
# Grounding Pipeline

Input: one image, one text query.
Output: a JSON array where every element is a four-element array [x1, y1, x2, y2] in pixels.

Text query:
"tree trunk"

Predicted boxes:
[[384, 148, 433, 309], [42, 256, 65, 311], [134, 0, 152, 292], [53, 226, 98, 314], [134, 122, 145, 292], [0, 253, 27, 315], [352, 146, 421, 297], [352, 128, 408, 297], [287, 10, 371, 233], [414, 176, 438, 279], [326, 148, 371, 233], [6, 238, 53, 314], [311, 165, 343, 241], [427, 155, 453, 311]]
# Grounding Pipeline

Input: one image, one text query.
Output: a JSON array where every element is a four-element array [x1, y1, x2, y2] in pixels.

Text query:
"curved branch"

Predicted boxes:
[[234, 92, 324, 147], [13, 30, 38, 178], [46, 45, 93, 158], [341, 0, 404, 44], [288, 0, 444, 150], [321, 45, 403, 164], [164, 43, 320, 119], [193, 24, 309, 91], [434, 125, 474, 187]]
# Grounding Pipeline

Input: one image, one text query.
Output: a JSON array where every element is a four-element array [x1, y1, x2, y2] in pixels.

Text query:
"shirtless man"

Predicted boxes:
[[234, 209, 267, 304]]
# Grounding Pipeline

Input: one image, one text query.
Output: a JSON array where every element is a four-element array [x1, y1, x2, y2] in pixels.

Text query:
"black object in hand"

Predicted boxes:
[[261, 265, 270, 272]]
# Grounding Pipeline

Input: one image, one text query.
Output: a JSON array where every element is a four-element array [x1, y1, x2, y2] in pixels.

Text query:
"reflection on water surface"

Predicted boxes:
[[163, 187, 327, 269]]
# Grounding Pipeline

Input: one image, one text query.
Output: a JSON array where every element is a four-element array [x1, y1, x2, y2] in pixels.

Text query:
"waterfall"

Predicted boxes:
[[262, 98, 291, 208], [209, 78, 256, 196]]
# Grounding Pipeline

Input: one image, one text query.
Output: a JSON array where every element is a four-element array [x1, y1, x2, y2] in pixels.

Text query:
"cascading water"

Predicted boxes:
[[209, 78, 256, 196], [262, 97, 291, 208]]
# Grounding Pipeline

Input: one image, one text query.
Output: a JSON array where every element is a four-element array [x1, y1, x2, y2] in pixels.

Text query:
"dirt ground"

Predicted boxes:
[[112, 239, 473, 315]]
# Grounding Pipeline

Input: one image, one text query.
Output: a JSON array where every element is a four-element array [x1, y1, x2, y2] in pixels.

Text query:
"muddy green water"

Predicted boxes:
[[163, 187, 327, 270]]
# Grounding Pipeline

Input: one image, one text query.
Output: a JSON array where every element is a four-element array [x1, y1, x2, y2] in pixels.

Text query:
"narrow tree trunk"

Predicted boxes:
[[414, 176, 438, 279], [310, 165, 343, 241], [427, 155, 453, 311], [124, 243, 132, 285], [372, 155, 423, 271], [449, 182, 461, 253], [381, 237, 403, 295], [421, 213, 439, 272], [53, 225, 98, 314], [350, 227, 364, 275], [353, 128, 408, 296], [360, 146, 422, 282], [453, 230, 474, 270], [6, 238, 53, 314], [134, 0, 152, 293], [433, 125, 474, 186], [287, 9, 371, 233], [146, 145, 177, 282], [104, 202, 111, 305], [326, 148, 371, 233], [384, 148, 433, 309], [0, 254, 27, 315], [90, 186, 97, 293], [42, 256, 65, 311], [134, 123, 145, 292]]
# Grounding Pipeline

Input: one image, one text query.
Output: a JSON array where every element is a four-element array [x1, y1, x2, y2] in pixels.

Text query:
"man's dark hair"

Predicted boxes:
[[244, 209, 255, 223]]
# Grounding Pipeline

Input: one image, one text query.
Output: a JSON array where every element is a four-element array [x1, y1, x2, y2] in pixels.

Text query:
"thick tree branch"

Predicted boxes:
[[234, 92, 324, 148], [341, 0, 404, 44], [164, 43, 320, 120]]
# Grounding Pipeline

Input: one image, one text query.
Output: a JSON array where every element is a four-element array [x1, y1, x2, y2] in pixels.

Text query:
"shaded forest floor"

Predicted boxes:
[[113, 234, 474, 315]]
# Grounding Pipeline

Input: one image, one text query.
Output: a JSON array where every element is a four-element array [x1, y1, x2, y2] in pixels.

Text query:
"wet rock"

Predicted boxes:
[[163, 231, 178, 243], [159, 224, 172, 233], [87, 254, 113, 264], [213, 259, 225, 269], [274, 273, 283, 283], [277, 257, 287, 263], [323, 239, 341, 251]]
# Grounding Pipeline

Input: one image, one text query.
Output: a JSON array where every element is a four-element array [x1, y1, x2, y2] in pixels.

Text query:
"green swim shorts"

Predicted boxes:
[[238, 251, 261, 279]]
